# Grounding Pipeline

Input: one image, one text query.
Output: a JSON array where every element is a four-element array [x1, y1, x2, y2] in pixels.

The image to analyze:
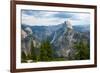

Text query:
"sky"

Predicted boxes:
[[21, 9, 90, 26]]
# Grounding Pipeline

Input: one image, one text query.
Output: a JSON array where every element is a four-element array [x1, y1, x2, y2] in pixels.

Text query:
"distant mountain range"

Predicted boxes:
[[22, 22, 90, 41], [21, 21, 90, 59]]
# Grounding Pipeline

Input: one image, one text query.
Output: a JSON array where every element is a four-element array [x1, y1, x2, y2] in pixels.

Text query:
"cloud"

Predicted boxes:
[[22, 15, 66, 26], [21, 10, 90, 26], [71, 13, 90, 25], [52, 12, 74, 18]]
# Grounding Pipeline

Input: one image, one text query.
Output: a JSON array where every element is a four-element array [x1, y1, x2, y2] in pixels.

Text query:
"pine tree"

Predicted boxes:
[[30, 40, 37, 61], [40, 40, 53, 61], [74, 40, 90, 60], [40, 40, 48, 61], [46, 40, 53, 60]]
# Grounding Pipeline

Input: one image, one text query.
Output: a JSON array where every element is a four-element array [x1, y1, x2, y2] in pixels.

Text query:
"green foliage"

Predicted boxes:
[[40, 40, 53, 61], [30, 40, 39, 62], [27, 53, 32, 60], [21, 51, 27, 62], [52, 57, 66, 61], [74, 40, 90, 60], [22, 39, 68, 62], [23, 39, 53, 62]]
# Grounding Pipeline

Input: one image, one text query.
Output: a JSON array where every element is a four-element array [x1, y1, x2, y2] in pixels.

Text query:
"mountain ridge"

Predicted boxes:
[[21, 20, 90, 61]]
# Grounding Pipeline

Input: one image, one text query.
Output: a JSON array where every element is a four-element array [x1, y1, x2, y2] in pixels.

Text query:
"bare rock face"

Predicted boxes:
[[52, 19, 89, 60], [60, 19, 74, 58], [21, 28, 31, 56], [21, 27, 40, 56], [52, 19, 76, 59], [21, 29, 27, 39], [25, 27, 33, 35], [66, 19, 73, 30]]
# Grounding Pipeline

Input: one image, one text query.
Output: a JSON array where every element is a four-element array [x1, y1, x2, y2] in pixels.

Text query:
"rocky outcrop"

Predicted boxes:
[[51, 19, 89, 59], [21, 27, 40, 56]]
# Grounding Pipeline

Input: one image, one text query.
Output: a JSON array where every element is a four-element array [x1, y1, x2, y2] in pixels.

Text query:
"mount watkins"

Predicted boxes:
[[21, 20, 90, 62]]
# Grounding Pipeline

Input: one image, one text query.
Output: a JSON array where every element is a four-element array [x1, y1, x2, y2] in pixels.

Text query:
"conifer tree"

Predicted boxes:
[[74, 40, 90, 60], [30, 40, 37, 61]]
